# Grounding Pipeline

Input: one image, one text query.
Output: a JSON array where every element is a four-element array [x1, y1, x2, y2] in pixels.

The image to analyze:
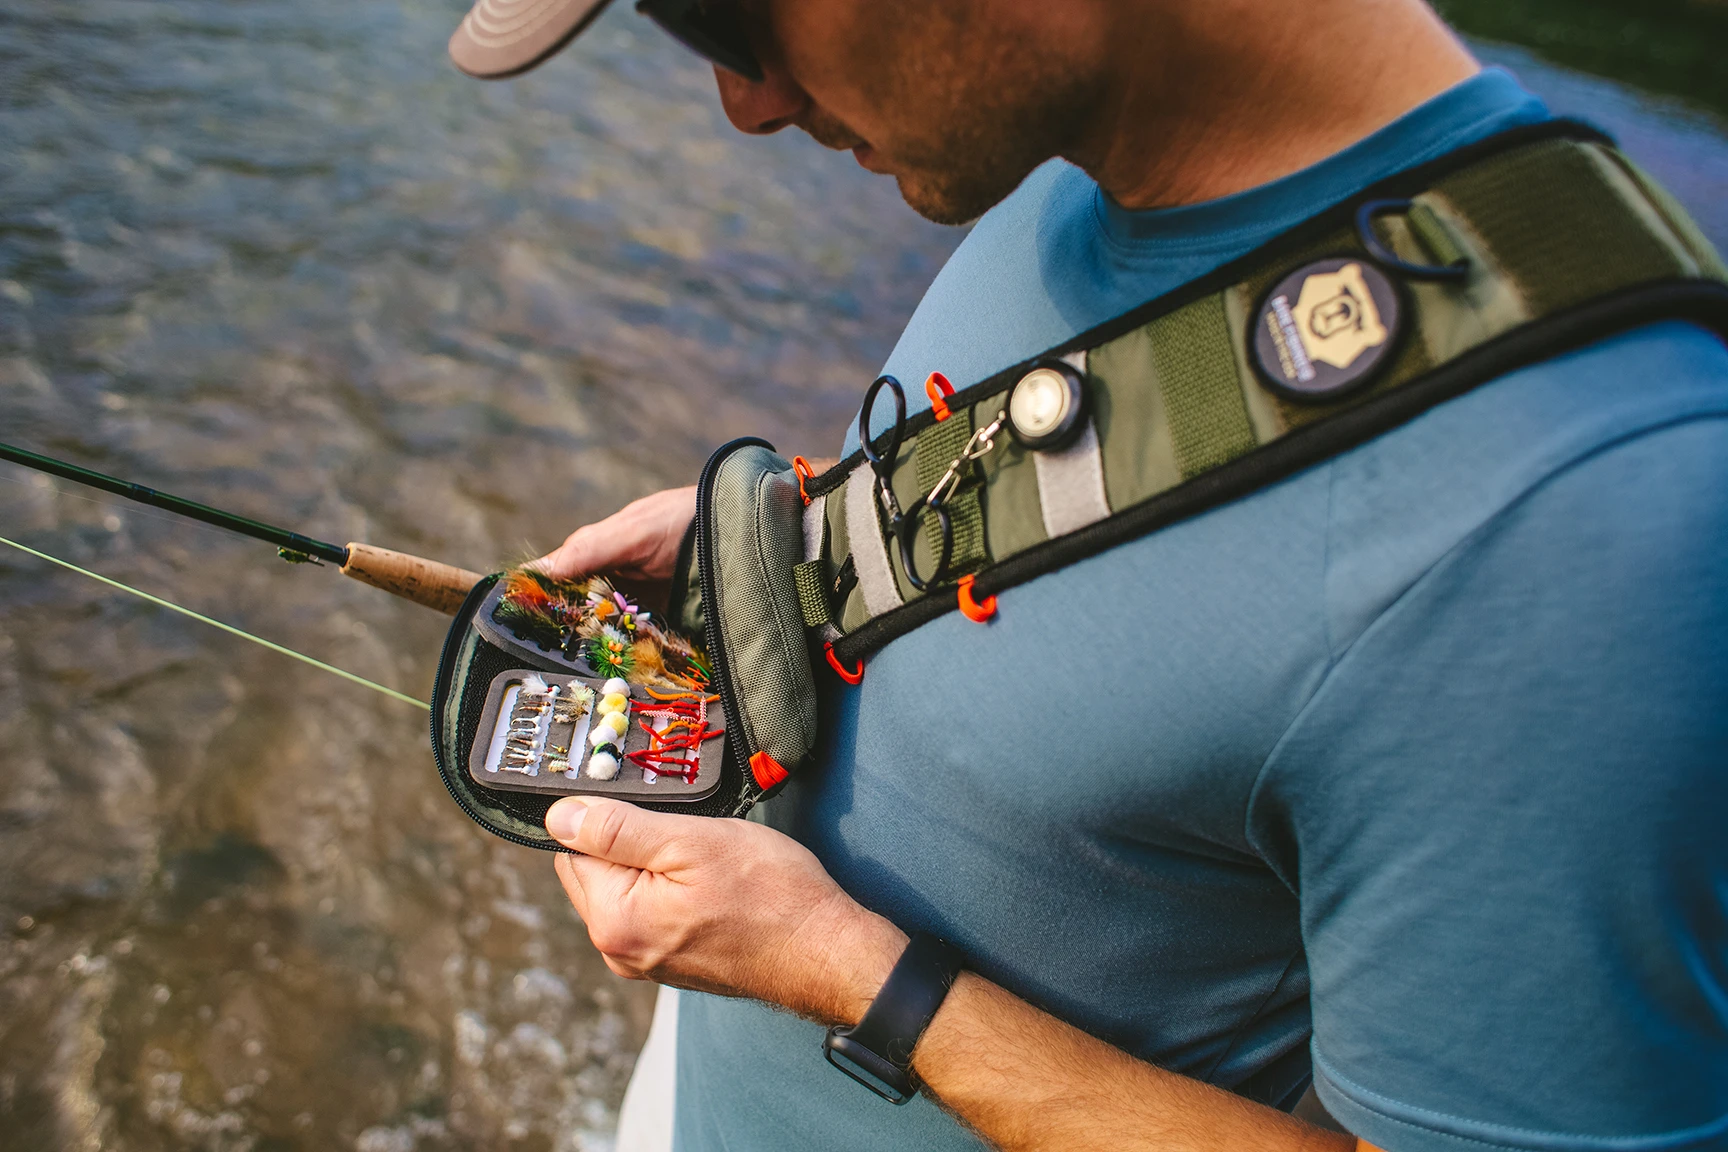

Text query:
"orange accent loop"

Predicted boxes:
[[925, 372, 955, 422], [957, 574, 997, 623], [824, 642, 866, 685], [750, 750, 789, 791], [792, 456, 816, 506]]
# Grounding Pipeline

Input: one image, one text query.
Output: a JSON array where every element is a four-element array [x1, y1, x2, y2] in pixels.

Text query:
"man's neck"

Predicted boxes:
[[1069, 0, 1480, 211]]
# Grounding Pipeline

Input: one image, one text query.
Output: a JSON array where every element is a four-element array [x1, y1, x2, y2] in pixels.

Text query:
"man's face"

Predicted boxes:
[[717, 0, 1102, 225]]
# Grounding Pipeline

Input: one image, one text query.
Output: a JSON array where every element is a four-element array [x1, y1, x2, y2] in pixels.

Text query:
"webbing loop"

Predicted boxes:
[[1356, 199, 1472, 281], [793, 456, 817, 506], [824, 642, 865, 684], [925, 372, 955, 422], [956, 574, 997, 623]]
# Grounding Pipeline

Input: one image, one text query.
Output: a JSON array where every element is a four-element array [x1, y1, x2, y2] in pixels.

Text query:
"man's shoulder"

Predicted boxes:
[[1345, 318, 1728, 518], [1262, 323, 1728, 1152], [1316, 318, 1728, 659]]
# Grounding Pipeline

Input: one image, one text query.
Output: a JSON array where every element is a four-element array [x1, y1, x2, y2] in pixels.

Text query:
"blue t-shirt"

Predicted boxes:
[[673, 70, 1728, 1152]]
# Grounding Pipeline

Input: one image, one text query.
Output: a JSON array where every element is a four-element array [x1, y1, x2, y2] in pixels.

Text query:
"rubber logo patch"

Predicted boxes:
[[1252, 258, 1403, 401]]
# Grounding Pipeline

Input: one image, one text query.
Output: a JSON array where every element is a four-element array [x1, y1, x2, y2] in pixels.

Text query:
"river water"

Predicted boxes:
[[0, 3, 1723, 1148]]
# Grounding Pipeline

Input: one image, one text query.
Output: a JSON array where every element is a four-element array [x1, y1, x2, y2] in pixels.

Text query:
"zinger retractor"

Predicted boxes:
[[1005, 359, 1088, 452]]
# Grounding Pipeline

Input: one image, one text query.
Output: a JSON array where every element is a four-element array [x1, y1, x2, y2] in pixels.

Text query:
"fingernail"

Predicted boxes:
[[546, 798, 588, 844]]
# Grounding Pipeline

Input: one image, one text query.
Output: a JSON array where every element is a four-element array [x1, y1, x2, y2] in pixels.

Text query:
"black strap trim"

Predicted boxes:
[[803, 118, 1614, 503], [829, 279, 1728, 665]]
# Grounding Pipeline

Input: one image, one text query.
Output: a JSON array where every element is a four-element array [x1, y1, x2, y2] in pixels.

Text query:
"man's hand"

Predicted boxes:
[[548, 796, 1363, 1152], [532, 486, 697, 610], [547, 797, 908, 1025]]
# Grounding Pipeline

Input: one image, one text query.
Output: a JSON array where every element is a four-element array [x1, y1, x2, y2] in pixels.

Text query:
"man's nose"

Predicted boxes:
[[715, 63, 809, 135]]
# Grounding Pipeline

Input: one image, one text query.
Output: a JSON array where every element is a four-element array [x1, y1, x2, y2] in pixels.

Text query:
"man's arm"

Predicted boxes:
[[532, 489, 1368, 1149], [546, 796, 1367, 1152], [917, 973, 1370, 1152]]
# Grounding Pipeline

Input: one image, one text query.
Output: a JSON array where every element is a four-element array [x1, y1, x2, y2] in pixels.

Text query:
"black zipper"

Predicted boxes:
[[694, 436, 775, 818], [428, 574, 560, 851]]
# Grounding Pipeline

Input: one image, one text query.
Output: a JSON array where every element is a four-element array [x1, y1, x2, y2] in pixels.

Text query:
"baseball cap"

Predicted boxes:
[[449, 0, 763, 81]]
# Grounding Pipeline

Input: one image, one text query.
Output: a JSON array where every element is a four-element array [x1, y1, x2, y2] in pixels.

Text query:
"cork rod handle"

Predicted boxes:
[[340, 542, 483, 616]]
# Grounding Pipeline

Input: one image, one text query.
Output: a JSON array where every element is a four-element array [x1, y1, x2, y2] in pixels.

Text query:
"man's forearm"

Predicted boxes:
[[912, 971, 1355, 1152], [544, 798, 1368, 1152]]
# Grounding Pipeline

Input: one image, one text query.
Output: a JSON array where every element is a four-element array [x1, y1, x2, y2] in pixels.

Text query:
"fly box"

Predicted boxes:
[[433, 438, 823, 850]]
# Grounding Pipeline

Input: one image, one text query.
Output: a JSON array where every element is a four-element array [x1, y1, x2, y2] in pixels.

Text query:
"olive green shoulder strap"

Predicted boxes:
[[797, 122, 1728, 668]]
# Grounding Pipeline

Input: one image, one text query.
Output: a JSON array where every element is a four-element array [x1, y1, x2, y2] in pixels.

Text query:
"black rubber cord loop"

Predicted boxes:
[[858, 375, 907, 471], [1355, 199, 1471, 282], [895, 498, 953, 593]]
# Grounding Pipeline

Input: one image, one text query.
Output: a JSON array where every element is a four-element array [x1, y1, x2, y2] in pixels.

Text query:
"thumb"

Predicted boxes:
[[545, 797, 693, 872], [532, 524, 605, 581]]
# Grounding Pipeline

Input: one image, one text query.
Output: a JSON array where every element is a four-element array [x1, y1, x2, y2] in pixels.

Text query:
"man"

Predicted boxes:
[[447, 1, 1728, 1149]]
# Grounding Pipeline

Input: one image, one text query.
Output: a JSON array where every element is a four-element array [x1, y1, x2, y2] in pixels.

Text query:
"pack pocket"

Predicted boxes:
[[432, 438, 817, 847], [678, 438, 820, 810]]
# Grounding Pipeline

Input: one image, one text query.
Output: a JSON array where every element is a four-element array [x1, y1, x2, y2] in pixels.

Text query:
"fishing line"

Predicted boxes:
[[0, 533, 431, 711]]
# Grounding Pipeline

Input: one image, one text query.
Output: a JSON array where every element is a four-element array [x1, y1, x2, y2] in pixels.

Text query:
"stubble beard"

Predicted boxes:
[[801, 58, 1100, 227], [889, 110, 1078, 226]]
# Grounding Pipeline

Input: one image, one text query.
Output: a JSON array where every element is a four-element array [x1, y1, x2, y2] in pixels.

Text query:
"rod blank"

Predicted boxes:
[[0, 439, 483, 615], [0, 440, 350, 564]]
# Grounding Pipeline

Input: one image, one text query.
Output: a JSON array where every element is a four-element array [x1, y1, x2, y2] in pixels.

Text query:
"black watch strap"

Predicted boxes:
[[822, 932, 966, 1104]]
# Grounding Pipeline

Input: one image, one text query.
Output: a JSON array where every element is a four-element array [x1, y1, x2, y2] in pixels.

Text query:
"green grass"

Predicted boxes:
[[1433, 0, 1728, 117]]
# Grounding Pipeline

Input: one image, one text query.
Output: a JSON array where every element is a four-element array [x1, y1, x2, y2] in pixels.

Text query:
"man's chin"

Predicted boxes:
[[893, 172, 1007, 227]]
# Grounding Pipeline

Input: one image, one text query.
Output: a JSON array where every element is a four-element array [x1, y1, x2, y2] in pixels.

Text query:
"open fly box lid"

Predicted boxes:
[[433, 571, 742, 851]]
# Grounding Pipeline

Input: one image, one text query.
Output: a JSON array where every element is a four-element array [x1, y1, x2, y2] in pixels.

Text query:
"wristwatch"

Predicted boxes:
[[822, 932, 966, 1104]]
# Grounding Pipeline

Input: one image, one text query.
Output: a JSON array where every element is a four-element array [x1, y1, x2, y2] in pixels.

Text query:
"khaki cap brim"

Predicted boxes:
[[448, 0, 615, 80]]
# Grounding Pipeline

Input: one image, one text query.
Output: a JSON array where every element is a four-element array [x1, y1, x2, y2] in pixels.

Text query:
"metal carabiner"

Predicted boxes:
[[900, 408, 1006, 589], [926, 410, 1007, 509]]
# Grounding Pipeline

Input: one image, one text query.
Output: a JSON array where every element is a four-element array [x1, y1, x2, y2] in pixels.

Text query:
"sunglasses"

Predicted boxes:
[[636, 0, 765, 82]]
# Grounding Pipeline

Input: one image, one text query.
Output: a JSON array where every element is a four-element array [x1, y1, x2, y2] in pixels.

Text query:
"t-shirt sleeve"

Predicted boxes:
[[1248, 418, 1728, 1152]]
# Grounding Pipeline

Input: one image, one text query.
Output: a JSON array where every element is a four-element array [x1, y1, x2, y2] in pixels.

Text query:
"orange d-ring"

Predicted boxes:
[[957, 574, 997, 623], [824, 642, 865, 684], [925, 372, 955, 422], [792, 456, 816, 506]]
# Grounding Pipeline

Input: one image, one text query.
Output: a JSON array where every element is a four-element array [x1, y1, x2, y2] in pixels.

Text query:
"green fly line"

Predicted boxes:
[[0, 533, 430, 711]]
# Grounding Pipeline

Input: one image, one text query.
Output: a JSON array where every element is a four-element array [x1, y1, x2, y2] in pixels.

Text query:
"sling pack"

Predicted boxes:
[[433, 120, 1728, 849]]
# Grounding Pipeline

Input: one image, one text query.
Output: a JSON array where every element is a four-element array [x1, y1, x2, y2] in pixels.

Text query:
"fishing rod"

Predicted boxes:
[[0, 439, 482, 615]]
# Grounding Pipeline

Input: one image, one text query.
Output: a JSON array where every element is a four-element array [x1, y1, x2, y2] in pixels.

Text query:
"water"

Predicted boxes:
[[0, 2, 958, 1148], [0, 3, 1723, 1147]]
